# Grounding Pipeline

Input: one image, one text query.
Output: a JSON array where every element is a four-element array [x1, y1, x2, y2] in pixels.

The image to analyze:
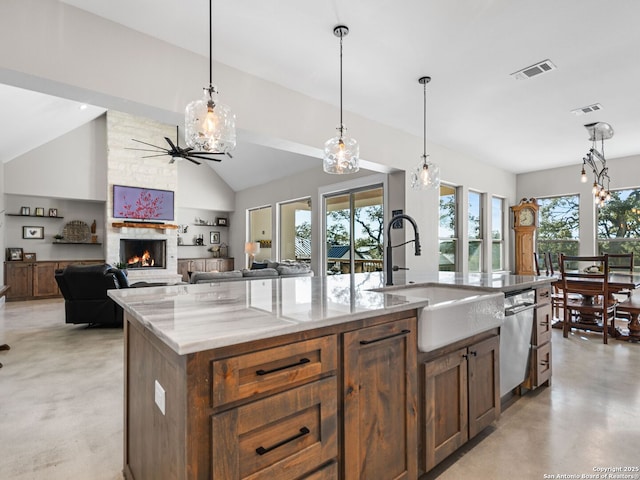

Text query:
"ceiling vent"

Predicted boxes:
[[571, 103, 603, 116], [510, 59, 557, 80]]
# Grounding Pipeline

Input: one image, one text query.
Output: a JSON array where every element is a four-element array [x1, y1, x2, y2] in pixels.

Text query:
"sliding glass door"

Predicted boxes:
[[324, 186, 384, 275]]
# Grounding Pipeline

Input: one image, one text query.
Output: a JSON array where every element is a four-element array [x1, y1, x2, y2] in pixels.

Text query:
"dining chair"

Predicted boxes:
[[607, 253, 634, 322], [559, 254, 617, 344]]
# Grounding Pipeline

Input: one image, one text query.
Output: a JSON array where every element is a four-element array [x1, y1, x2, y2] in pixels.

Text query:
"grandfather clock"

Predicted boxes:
[[511, 198, 539, 275]]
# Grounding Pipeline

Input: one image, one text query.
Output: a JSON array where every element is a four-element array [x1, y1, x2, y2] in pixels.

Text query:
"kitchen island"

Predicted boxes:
[[109, 272, 551, 480]]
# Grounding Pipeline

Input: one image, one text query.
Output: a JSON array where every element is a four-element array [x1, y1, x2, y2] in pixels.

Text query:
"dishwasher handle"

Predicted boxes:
[[505, 302, 537, 316]]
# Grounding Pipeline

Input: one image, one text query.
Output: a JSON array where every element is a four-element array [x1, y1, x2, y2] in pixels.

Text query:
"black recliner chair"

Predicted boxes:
[[54, 264, 132, 326]]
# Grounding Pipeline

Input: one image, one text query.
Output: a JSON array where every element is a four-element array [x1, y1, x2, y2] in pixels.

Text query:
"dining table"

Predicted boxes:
[[550, 271, 640, 341]]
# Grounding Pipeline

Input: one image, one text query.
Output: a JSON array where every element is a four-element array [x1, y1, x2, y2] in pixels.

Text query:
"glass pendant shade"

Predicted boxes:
[[411, 155, 440, 190], [185, 86, 236, 153], [323, 125, 359, 174]]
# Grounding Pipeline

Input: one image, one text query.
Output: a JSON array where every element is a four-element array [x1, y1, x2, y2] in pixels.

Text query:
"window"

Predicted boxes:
[[468, 191, 483, 272], [248, 206, 272, 265], [439, 184, 458, 271], [537, 195, 580, 270], [325, 186, 384, 275], [491, 196, 504, 271], [597, 187, 640, 270], [279, 198, 311, 263]]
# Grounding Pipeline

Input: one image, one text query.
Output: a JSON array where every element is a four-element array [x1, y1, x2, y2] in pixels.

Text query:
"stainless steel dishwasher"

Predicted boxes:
[[500, 288, 536, 396]]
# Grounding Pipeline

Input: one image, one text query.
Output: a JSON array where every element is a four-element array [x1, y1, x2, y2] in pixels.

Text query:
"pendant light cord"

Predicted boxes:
[[209, 0, 213, 87], [339, 34, 343, 134], [423, 80, 427, 160]]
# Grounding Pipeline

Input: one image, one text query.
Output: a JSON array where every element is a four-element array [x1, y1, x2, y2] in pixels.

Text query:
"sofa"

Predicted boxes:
[[190, 260, 313, 284]]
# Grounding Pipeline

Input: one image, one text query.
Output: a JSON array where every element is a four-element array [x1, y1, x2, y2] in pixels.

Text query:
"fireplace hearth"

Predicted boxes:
[[120, 239, 166, 269]]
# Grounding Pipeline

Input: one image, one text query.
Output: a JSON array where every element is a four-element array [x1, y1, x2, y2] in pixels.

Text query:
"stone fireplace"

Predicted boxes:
[[120, 239, 166, 269]]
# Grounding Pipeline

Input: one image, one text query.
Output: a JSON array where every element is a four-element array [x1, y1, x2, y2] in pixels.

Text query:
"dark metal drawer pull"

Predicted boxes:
[[256, 426, 310, 455], [359, 329, 411, 345], [256, 358, 310, 376]]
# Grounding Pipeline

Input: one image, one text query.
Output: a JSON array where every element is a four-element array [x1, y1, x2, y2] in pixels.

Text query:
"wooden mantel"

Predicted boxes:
[[112, 222, 179, 230]]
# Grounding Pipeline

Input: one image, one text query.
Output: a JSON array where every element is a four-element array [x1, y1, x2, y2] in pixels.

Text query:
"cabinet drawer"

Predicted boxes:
[[536, 286, 551, 305], [530, 342, 552, 388], [212, 335, 337, 407], [211, 377, 338, 480], [533, 302, 552, 345], [301, 461, 338, 480]]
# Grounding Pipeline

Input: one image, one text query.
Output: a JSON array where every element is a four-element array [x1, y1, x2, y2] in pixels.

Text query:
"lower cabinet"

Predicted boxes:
[[5, 260, 103, 301], [422, 335, 500, 472], [343, 317, 417, 479], [523, 286, 553, 390], [177, 257, 235, 282]]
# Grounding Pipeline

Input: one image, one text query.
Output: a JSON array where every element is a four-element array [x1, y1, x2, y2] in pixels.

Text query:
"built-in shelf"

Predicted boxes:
[[192, 223, 227, 227], [7, 214, 64, 219], [53, 241, 102, 245], [112, 222, 178, 230]]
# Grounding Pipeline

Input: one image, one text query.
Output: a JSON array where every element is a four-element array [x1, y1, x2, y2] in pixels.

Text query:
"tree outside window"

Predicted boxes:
[[597, 188, 640, 270], [537, 195, 580, 270]]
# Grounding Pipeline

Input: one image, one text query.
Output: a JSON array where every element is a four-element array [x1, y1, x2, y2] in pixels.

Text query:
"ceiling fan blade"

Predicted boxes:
[[187, 154, 222, 162], [125, 147, 169, 153], [164, 137, 178, 150], [186, 157, 202, 165], [140, 153, 172, 158], [131, 138, 166, 150]]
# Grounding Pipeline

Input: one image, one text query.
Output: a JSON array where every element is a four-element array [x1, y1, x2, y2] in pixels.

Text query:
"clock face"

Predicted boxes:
[[519, 208, 535, 226]]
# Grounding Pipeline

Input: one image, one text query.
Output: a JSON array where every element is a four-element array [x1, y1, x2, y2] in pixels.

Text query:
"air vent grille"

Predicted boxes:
[[510, 59, 557, 80], [571, 103, 603, 116]]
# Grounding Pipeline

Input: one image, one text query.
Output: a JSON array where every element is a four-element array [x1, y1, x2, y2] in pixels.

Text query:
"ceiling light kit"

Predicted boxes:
[[580, 122, 614, 206], [410, 76, 440, 190], [184, 0, 236, 156], [323, 25, 360, 175]]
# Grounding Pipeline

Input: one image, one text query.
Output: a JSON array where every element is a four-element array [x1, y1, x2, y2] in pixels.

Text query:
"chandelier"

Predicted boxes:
[[323, 25, 359, 174], [580, 122, 613, 206], [410, 76, 440, 190], [185, 0, 236, 156]]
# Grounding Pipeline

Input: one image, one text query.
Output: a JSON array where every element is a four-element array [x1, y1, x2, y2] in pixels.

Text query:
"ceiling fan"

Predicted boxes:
[[127, 126, 232, 165]]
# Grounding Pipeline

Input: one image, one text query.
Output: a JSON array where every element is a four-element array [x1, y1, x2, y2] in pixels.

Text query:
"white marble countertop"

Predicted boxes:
[[108, 271, 551, 355]]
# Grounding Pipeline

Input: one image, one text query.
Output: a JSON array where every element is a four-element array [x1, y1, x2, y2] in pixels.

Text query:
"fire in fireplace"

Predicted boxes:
[[120, 239, 166, 269]]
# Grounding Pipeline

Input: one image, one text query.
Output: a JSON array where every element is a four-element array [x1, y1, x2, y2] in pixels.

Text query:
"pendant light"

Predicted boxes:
[[185, 0, 236, 155], [323, 25, 359, 174], [411, 76, 440, 190]]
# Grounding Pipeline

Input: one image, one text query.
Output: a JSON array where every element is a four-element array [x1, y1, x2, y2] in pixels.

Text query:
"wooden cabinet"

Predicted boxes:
[[523, 286, 552, 390], [4, 260, 104, 301], [422, 334, 500, 472], [177, 257, 235, 282], [342, 317, 417, 479]]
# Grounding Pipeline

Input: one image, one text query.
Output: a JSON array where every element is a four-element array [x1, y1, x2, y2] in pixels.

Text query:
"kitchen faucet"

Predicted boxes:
[[386, 214, 421, 286]]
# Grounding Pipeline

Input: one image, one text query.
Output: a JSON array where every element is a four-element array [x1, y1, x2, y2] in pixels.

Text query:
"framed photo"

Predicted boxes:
[[210, 231, 220, 244], [35, 207, 45, 216], [20, 206, 30, 216], [6, 248, 23, 261], [23, 252, 37, 261], [23, 226, 44, 239], [216, 217, 228, 226], [49, 208, 58, 217]]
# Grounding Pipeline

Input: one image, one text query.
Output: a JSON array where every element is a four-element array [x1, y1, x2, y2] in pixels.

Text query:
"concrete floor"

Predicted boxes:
[[1, 299, 639, 480]]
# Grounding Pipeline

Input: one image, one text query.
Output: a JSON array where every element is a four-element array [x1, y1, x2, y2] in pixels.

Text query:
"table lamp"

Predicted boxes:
[[245, 242, 261, 268]]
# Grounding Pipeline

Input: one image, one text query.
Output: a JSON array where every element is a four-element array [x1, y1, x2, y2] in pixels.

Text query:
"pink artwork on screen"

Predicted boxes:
[[113, 185, 174, 221]]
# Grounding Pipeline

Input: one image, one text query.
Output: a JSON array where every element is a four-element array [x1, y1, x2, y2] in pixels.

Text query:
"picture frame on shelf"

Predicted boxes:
[[23, 252, 37, 261], [48, 208, 58, 217], [20, 206, 30, 216], [215, 217, 228, 226], [6, 248, 23, 261], [23, 226, 44, 239], [210, 231, 220, 244], [34, 207, 45, 216]]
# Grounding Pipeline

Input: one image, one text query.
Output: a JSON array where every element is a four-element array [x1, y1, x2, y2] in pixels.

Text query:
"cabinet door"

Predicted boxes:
[[533, 302, 552, 345], [190, 259, 205, 273], [177, 259, 191, 282], [33, 262, 60, 297], [423, 347, 468, 472], [219, 258, 234, 271], [205, 258, 220, 272], [5, 262, 33, 300], [467, 335, 500, 439], [343, 317, 417, 480]]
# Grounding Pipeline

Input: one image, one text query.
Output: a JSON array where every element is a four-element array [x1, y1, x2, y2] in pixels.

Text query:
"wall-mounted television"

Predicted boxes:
[[113, 185, 175, 222]]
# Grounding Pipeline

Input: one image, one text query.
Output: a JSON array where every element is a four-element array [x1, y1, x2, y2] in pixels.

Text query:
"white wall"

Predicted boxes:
[[177, 160, 235, 212], [517, 153, 640, 256], [4, 115, 107, 201]]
